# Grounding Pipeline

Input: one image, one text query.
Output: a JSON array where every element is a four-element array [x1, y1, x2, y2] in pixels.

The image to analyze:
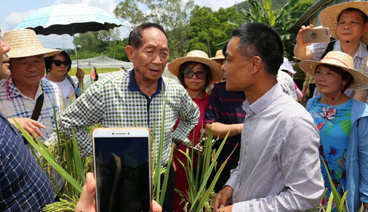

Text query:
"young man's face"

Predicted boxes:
[[336, 10, 368, 42], [222, 36, 254, 92], [127, 27, 169, 84]]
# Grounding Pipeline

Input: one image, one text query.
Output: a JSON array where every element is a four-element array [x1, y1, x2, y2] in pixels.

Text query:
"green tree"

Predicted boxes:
[[104, 38, 129, 61], [187, 6, 242, 57], [114, 0, 194, 58], [231, 0, 313, 58], [68, 29, 125, 60]]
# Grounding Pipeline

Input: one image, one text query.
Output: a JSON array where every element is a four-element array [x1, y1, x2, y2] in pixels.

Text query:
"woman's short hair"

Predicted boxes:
[[178, 62, 212, 89], [44, 50, 72, 74]]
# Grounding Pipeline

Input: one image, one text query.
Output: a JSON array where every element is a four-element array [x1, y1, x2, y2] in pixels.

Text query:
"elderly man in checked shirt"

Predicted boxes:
[[214, 22, 324, 212], [59, 23, 199, 211]]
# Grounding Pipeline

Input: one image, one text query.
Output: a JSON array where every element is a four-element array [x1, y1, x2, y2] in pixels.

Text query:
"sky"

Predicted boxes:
[[1, 0, 238, 49]]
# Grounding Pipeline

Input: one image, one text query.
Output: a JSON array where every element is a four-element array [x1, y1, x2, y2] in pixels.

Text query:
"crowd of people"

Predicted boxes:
[[1, 1, 368, 212]]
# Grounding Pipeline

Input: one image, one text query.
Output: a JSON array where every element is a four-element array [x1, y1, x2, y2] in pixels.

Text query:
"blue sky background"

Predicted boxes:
[[1, 0, 236, 50]]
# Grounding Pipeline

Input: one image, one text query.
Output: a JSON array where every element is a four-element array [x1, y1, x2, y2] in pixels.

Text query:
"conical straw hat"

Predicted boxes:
[[168, 50, 223, 82], [3, 29, 61, 58], [319, 1, 368, 43], [299, 51, 368, 89]]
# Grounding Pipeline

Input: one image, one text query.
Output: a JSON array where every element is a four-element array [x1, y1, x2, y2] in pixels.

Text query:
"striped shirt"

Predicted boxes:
[[0, 111, 54, 211], [59, 70, 199, 165], [226, 83, 324, 211], [204, 82, 246, 170], [0, 77, 62, 145]]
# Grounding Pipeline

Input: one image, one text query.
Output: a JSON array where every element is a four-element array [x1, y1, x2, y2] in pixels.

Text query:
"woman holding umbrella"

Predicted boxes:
[[299, 51, 368, 212], [44, 50, 84, 108]]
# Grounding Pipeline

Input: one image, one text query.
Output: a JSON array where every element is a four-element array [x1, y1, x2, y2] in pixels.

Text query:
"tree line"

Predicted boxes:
[[67, 0, 314, 62]]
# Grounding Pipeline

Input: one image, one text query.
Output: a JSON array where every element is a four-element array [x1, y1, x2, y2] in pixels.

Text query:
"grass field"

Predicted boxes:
[[68, 68, 120, 76]]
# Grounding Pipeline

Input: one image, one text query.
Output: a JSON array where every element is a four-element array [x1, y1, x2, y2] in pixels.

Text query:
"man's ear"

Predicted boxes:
[[126, 45, 134, 62], [251, 56, 262, 74], [364, 22, 368, 33]]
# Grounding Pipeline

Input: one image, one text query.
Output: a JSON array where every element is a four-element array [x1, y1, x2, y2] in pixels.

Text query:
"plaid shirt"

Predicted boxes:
[[0, 111, 54, 211], [59, 70, 200, 165], [0, 77, 62, 145]]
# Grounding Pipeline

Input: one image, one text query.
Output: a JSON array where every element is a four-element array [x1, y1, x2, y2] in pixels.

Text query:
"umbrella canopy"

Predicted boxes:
[[15, 3, 123, 35]]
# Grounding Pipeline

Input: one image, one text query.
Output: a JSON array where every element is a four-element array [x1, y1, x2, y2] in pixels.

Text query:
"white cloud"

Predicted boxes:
[[188, 0, 238, 11], [3, 10, 34, 32], [37, 34, 75, 49], [53, 0, 117, 15]]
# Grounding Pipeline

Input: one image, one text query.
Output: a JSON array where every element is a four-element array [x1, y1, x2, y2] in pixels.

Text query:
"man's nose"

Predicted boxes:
[[343, 23, 350, 30], [26, 63, 39, 71], [152, 53, 163, 64]]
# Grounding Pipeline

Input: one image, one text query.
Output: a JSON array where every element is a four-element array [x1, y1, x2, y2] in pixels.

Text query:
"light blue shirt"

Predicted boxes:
[[226, 83, 324, 211]]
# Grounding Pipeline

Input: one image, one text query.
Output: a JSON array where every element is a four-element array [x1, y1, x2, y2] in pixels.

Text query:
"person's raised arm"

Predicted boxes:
[[172, 87, 200, 145], [294, 25, 314, 60], [205, 122, 243, 139]]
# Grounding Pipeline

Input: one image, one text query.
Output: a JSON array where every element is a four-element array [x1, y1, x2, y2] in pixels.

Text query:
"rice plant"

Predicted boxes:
[[175, 126, 237, 212]]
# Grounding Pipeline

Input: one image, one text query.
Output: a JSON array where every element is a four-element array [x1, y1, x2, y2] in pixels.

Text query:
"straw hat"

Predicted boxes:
[[210, 50, 225, 60], [168, 50, 223, 82], [319, 1, 368, 43], [299, 51, 368, 89], [3, 29, 62, 59]]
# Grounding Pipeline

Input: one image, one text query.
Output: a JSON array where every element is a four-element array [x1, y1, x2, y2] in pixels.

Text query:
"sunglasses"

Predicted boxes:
[[53, 60, 70, 67], [184, 69, 207, 79]]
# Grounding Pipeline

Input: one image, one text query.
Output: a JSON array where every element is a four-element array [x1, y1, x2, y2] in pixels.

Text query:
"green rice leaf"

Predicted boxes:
[[13, 119, 83, 193]]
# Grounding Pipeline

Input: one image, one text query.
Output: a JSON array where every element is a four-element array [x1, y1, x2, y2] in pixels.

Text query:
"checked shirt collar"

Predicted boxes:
[[6, 77, 43, 101], [127, 69, 166, 99]]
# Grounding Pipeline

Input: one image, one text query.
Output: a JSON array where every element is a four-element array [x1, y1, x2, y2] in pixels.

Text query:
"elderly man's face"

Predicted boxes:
[[0, 38, 10, 80], [128, 27, 169, 83], [10, 55, 45, 89]]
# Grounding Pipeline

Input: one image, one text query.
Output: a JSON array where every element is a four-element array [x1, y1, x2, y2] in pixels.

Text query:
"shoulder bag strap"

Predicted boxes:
[[24, 93, 44, 144], [31, 93, 44, 120], [321, 40, 336, 59]]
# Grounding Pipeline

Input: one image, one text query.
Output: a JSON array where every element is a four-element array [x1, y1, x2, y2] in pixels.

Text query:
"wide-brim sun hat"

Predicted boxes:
[[3, 29, 62, 59], [168, 50, 223, 82], [319, 1, 368, 43], [210, 50, 225, 60], [299, 51, 368, 89]]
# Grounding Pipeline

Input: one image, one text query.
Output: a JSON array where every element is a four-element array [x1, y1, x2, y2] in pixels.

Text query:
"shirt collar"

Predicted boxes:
[[335, 40, 367, 60], [127, 69, 165, 96], [6, 77, 43, 100], [243, 83, 283, 116]]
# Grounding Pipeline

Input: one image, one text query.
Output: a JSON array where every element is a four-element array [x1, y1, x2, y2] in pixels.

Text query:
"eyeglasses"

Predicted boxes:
[[184, 69, 207, 79], [53, 60, 70, 67]]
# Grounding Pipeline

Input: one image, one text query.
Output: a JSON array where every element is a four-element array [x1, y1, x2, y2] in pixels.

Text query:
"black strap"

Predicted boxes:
[[31, 93, 44, 120], [321, 40, 336, 59], [66, 74, 76, 89], [23, 93, 44, 144], [66, 74, 80, 98]]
